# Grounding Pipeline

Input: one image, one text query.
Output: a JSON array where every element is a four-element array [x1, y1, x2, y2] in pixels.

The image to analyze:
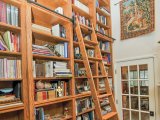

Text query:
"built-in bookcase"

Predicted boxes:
[[0, 0, 115, 119], [26, 1, 74, 120], [0, 0, 28, 119]]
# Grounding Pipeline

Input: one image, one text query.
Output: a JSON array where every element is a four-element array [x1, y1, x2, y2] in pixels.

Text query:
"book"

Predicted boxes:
[[0, 1, 7, 23], [52, 24, 66, 38], [0, 35, 9, 51]]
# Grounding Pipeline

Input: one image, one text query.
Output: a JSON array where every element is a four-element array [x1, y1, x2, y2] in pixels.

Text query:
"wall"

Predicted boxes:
[[110, 0, 160, 119]]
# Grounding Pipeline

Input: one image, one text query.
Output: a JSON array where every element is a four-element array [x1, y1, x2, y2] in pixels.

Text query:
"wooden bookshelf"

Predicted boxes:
[[0, 0, 117, 119], [0, 0, 28, 120], [26, 0, 74, 120]]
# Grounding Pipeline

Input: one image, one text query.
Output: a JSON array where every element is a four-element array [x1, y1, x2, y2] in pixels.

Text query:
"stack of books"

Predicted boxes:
[[0, 1, 19, 26], [53, 61, 72, 77], [100, 7, 111, 16], [96, 24, 108, 35], [32, 45, 54, 56], [75, 79, 90, 94], [0, 31, 20, 52], [99, 41, 110, 52], [0, 58, 21, 79], [35, 80, 69, 101]]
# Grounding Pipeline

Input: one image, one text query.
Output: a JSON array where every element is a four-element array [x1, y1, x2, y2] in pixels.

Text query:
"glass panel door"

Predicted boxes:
[[117, 58, 155, 120]]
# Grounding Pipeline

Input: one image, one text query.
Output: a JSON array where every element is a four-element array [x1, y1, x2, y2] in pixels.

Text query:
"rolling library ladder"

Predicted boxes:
[[75, 18, 119, 120]]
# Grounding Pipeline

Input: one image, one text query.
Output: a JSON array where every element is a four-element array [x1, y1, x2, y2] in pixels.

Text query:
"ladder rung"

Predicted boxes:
[[102, 112, 117, 120], [88, 57, 102, 61], [84, 39, 98, 45], [98, 93, 112, 99]]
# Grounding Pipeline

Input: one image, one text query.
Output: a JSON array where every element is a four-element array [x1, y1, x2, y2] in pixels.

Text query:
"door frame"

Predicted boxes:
[[115, 57, 156, 120]]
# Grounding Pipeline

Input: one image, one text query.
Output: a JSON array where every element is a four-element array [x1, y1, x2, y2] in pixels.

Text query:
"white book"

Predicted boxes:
[[52, 24, 60, 37], [100, 7, 111, 16], [55, 7, 63, 15], [74, 0, 89, 14]]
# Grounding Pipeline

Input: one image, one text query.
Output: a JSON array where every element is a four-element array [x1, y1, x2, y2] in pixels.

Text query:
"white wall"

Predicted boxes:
[[110, 0, 160, 119]]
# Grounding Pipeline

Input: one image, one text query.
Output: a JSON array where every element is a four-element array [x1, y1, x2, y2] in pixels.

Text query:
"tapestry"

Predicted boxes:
[[120, 0, 155, 40]]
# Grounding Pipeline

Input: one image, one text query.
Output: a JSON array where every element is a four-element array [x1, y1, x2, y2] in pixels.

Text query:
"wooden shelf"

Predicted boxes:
[[88, 57, 102, 61], [97, 21, 110, 29], [61, 115, 73, 120], [98, 0, 109, 7], [96, 7, 110, 17], [0, 50, 21, 57], [80, 24, 92, 34], [0, 103, 24, 114], [76, 107, 95, 116], [101, 50, 111, 54], [98, 93, 112, 99], [31, 5, 71, 26], [72, 4, 92, 19], [84, 39, 98, 45], [74, 92, 91, 99], [74, 59, 96, 64], [34, 77, 72, 81], [102, 112, 117, 120], [96, 33, 112, 42], [35, 96, 73, 107], [1, 0, 21, 7], [0, 78, 22, 81], [79, 0, 92, 5], [0, 22, 21, 33], [33, 54, 70, 61], [32, 28, 69, 43], [73, 41, 95, 49]]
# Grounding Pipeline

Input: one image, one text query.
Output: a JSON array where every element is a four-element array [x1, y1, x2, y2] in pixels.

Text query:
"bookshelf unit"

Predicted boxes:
[[26, 0, 74, 120], [0, 0, 28, 120], [94, 0, 115, 96], [0, 0, 117, 119]]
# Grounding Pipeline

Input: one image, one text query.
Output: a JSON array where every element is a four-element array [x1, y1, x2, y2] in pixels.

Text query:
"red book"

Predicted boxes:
[[0, 1, 7, 23], [13, 34, 18, 52], [42, 91, 47, 100]]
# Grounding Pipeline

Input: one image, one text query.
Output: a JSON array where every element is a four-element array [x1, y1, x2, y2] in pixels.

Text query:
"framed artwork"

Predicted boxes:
[[120, 0, 155, 40]]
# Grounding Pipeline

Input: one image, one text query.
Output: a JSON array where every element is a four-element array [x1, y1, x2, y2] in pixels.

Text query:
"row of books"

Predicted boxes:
[[75, 79, 90, 94], [97, 12, 107, 25], [72, 12, 91, 27], [0, 82, 21, 107], [76, 97, 94, 114], [99, 41, 110, 52], [102, 54, 111, 64], [0, 58, 21, 79], [32, 43, 68, 58], [0, 1, 19, 26], [72, 0, 89, 14], [33, 61, 72, 78], [32, 23, 66, 38], [0, 31, 20, 52], [35, 80, 69, 101], [77, 111, 95, 120], [35, 107, 71, 120]]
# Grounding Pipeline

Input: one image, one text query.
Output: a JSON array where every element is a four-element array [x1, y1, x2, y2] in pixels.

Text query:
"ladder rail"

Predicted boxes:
[[75, 17, 119, 120]]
